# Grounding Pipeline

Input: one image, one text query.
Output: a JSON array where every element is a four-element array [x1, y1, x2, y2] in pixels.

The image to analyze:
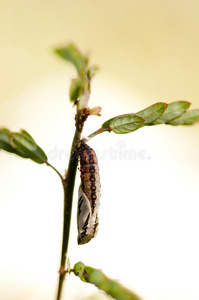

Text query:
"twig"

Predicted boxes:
[[46, 162, 65, 185], [56, 110, 84, 300], [82, 127, 110, 143]]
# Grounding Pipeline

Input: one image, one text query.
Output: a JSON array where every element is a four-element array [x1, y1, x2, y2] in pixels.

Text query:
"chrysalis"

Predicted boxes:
[[77, 143, 100, 245]]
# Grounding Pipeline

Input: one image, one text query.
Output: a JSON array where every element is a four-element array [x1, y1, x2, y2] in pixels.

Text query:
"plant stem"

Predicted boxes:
[[56, 113, 83, 300], [82, 127, 110, 143], [46, 162, 64, 184]]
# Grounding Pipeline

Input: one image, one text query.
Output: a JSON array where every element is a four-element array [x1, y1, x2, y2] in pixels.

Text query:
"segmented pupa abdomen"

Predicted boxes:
[[80, 143, 100, 212], [77, 143, 100, 245]]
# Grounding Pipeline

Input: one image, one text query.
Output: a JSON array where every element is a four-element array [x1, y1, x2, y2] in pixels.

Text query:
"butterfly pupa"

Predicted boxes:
[[77, 143, 100, 245]]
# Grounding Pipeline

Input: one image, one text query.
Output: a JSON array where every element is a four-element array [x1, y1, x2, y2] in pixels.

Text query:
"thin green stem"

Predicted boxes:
[[46, 162, 64, 184]]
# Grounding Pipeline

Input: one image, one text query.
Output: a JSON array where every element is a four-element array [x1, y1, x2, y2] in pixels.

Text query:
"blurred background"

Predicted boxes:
[[0, 1, 199, 300]]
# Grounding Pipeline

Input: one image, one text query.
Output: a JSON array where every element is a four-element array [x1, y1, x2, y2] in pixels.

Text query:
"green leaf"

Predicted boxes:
[[54, 44, 87, 73], [101, 118, 114, 129], [11, 132, 47, 164], [102, 114, 145, 134], [153, 101, 191, 124], [0, 128, 47, 164], [19, 129, 35, 141], [74, 262, 142, 300], [168, 109, 199, 125], [69, 78, 84, 101], [137, 102, 168, 125]]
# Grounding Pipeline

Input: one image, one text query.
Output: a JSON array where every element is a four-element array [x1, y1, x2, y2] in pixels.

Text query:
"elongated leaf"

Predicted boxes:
[[110, 114, 145, 134], [168, 109, 199, 125], [153, 101, 191, 124], [11, 132, 47, 164], [0, 128, 29, 158], [0, 128, 47, 164], [102, 114, 145, 134], [74, 262, 142, 300], [137, 102, 167, 125], [54, 44, 87, 73]]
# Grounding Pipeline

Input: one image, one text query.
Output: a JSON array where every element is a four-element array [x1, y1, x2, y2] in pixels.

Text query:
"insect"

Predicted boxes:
[[77, 143, 100, 245]]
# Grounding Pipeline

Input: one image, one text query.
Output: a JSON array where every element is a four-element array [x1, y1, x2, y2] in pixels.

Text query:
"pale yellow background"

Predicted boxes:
[[0, 1, 199, 300]]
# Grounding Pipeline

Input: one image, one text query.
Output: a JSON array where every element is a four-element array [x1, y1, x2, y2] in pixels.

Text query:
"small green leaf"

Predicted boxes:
[[54, 44, 87, 73], [73, 262, 142, 300], [11, 132, 47, 164], [168, 109, 199, 125], [0, 128, 29, 158], [1, 128, 48, 164], [137, 102, 168, 125], [102, 114, 144, 134], [153, 101, 191, 124], [69, 78, 84, 101]]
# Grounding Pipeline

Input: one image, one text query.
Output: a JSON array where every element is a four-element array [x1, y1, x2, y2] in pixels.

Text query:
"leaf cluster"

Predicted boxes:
[[55, 44, 98, 109], [101, 101, 199, 134]]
